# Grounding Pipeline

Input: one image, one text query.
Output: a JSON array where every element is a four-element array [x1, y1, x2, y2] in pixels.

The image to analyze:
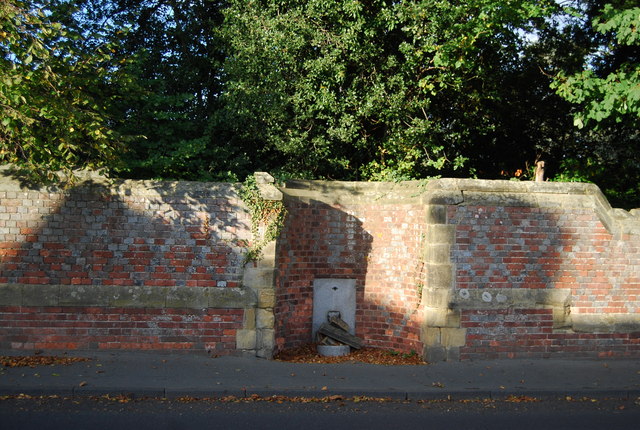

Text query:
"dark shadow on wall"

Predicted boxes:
[[0, 174, 250, 288], [274, 197, 373, 349], [274, 185, 428, 353], [445, 191, 640, 360], [0, 171, 256, 351]]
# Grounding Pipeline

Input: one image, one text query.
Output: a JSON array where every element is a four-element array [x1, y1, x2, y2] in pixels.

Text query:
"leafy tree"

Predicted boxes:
[[552, 2, 639, 128], [549, 1, 640, 208], [95, 0, 253, 182], [0, 0, 126, 183], [221, 0, 558, 180], [1, 0, 250, 183], [2, 0, 636, 208]]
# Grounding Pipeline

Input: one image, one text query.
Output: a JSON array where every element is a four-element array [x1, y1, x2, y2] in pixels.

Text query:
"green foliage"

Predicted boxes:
[[94, 0, 249, 182], [1, 0, 637, 207], [238, 175, 287, 263], [546, 2, 640, 208], [595, 3, 640, 45], [552, 3, 640, 128], [552, 154, 640, 209], [221, 0, 557, 180], [0, 0, 125, 183], [553, 158, 602, 183]]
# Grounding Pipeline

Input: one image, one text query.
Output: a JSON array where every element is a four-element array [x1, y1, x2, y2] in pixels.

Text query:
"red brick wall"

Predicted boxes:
[[275, 192, 426, 353], [0, 179, 252, 353], [450, 206, 622, 293], [0, 185, 248, 288], [359, 205, 424, 351], [277, 180, 640, 360], [459, 308, 640, 360], [1, 176, 639, 359], [0, 306, 244, 352], [449, 204, 640, 359]]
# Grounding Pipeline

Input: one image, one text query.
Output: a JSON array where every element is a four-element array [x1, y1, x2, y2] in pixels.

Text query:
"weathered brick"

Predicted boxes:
[[1, 177, 639, 359]]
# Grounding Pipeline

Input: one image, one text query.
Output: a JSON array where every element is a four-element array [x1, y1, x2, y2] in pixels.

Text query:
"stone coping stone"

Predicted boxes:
[[0, 166, 242, 198], [281, 178, 639, 236], [0, 284, 256, 309]]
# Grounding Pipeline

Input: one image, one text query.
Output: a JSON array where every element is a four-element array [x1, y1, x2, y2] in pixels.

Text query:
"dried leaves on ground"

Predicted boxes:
[[274, 344, 426, 365], [0, 356, 90, 368]]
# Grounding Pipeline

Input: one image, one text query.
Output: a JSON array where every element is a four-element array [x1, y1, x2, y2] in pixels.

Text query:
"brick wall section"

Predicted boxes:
[[439, 181, 640, 360], [0, 181, 249, 288], [0, 306, 243, 351], [275, 182, 426, 353], [450, 206, 623, 293], [360, 205, 425, 351], [459, 308, 640, 360], [279, 179, 640, 360], [1, 172, 639, 360], [450, 206, 640, 312], [0, 173, 257, 354]]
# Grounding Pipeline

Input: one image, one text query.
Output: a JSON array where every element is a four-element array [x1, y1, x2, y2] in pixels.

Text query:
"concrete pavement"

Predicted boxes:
[[0, 350, 639, 400]]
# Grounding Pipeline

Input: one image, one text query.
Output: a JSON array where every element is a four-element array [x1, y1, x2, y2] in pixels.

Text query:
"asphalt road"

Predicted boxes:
[[1, 396, 639, 430]]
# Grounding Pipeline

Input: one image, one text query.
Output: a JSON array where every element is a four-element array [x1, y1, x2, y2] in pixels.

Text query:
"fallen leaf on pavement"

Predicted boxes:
[[0, 356, 90, 368], [505, 395, 540, 403], [94, 394, 132, 403], [274, 344, 426, 365]]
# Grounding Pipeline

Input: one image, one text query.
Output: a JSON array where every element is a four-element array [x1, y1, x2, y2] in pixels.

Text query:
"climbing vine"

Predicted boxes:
[[239, 175, 287, 263]]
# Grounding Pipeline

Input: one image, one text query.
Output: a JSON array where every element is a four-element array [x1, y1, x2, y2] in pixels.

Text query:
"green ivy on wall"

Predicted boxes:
[[238, 175, 287, 264]]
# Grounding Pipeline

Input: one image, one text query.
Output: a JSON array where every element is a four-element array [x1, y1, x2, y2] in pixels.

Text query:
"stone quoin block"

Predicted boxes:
[[235, 329, 257, 350], [256, 308, 275, 329]]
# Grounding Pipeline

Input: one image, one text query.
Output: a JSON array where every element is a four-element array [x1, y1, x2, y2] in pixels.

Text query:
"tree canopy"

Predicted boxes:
[[0, 0, 126, 182], [549, 0, 640, 207], [221, 0, 559, 180], [0, 0, 638, 207], [552, 2, 640, 128]]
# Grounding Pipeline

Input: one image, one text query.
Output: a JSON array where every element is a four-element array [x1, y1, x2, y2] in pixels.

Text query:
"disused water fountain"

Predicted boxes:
[[312, 279, 362, 356]]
